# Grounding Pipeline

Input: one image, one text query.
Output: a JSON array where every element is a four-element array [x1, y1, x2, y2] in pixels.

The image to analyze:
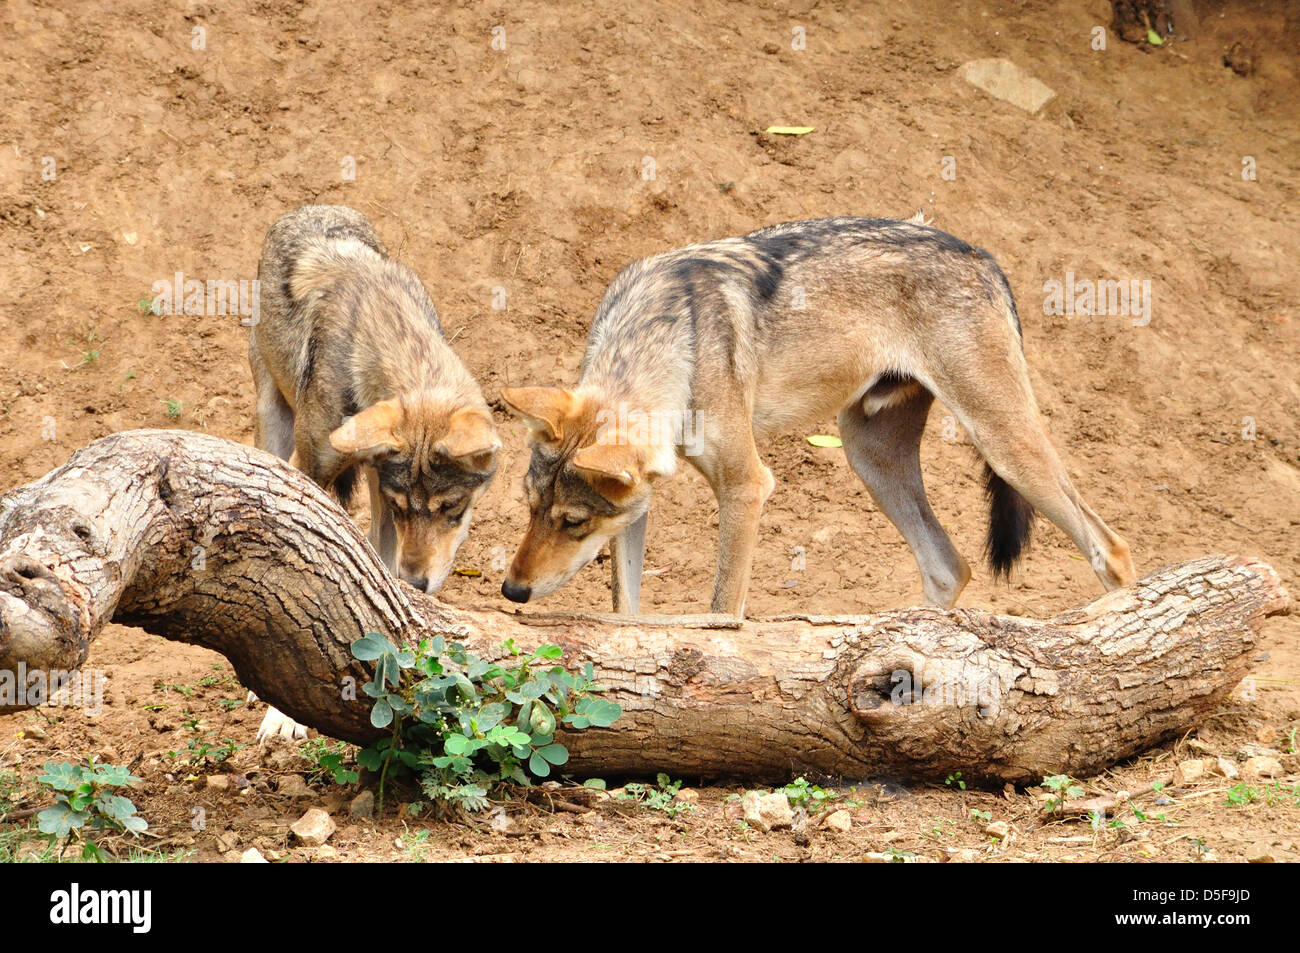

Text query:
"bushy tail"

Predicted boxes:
[[983, 464, 1034, 580]]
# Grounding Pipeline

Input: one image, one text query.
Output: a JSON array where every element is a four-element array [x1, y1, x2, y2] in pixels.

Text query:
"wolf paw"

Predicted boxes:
[[255, 705, 309, 743]]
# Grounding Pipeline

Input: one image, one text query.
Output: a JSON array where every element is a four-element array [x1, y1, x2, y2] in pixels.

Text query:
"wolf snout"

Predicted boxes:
[[501, 579, 532, 603]]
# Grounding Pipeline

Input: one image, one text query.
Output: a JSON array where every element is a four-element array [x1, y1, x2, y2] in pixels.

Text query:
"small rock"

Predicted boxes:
[[741, 791, 794, 831], [309, 845, 338, 861], [239, 847, 268, 863], [1185, 738, 1214, 755], [206, 774, 230, 792], [674, 788, 700, 803], [19, 725, 46, 740], [1211, 757, 1240, 780], [349, 790, 375, 819], [290, 808, 336, 846], [1245, 842, 1275, 863], [276, 774, 312, 798], [823, 809, 852, 832], [944, 847, 980, 863], [985, 820, 1011, 840], [959, 58, 1056, 114], [1243, 756, 1283, 779], [1172, 759, 1207, 786]]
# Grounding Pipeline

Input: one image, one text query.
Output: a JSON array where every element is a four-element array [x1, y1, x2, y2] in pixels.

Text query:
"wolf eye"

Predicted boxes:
[[560, 514, 588, 530], [439, 499, 468, 522]]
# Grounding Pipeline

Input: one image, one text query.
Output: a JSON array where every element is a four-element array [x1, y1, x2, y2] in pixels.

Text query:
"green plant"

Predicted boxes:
[[138, 297, 159, 315], [618, 773, 693, 818], [164, 398, 183, 419], [969, 808, 992, 823], [169, 726, 242, 768], [301, 739, 360, 786], [1264, 782, 1300, 807], [351, 633, 621, 816], [782, 776, 835, 812], [1225, 783, 1258, 807], [944, 771, 966, 791], [1040, 774, 1085, 813], [36, 760, 147, 859]]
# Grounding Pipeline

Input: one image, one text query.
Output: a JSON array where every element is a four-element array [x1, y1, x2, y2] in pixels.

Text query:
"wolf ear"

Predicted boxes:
[[437, 407, 500, 472], [329, 400, 404, 460], [571, 443, 647, 488], [501, 387, 574, 443]]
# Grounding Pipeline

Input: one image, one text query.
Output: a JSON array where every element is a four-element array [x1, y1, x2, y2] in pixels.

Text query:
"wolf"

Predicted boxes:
[[249, 204, 499, 737], [499, 217, 1135, 617]]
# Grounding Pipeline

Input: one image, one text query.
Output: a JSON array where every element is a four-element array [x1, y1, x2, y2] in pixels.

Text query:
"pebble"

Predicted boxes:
[[823, 810, 852, 832], [1242, 756, 1283, 779], [741, 791, 794, 831], [290, 808, 336, 846], [349, 790, 375, 819]]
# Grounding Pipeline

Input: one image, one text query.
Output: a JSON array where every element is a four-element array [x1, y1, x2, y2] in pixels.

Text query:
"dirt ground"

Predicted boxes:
[[1, 0, 1297, 862]]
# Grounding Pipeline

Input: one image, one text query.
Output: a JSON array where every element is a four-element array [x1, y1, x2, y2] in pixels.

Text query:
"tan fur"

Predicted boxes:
[[501, 217, 1135, 617], [250, 204, 499, 594]]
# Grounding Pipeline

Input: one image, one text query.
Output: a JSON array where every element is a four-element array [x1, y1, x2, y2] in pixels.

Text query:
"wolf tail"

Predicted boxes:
[[982, 465, 1034, 579]]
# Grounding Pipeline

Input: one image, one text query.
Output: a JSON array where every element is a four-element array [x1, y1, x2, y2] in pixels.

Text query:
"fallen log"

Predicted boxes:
[[0, 430, 1288, 784]]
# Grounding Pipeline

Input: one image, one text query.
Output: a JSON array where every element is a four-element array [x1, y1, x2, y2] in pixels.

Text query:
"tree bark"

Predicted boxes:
[[0, 431, 1289, 784]]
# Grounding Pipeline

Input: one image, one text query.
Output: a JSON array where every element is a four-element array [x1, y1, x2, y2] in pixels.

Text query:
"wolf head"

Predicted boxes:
[[498, 386, 675, 603], [330, 398, 499, 592]]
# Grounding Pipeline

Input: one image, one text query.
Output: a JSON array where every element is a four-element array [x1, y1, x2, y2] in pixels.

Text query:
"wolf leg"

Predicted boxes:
[[609, 511, 648, 613], [838, 388, 970, 608], [926, 342, 1134, 591], [365, 466, 398, 573], [694, 425, 774, 617], [251, 343, 294, 460]]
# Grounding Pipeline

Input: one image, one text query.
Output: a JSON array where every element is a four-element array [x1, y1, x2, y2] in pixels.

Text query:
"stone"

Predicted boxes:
[[944, 848, 980, 863], [1243, 756, 1283, 779], [276, 774, 313, 798], [239, 847, 268, 863], [741, 791, 794, 831], [1245, 842, 1275, 863], [959, 58, 1056, 114], [290, 807, 336, 846], [985, 820, 1012, 840], [205, 774, 230, 791], [1172, 759, 1207, 786], [1211, 757, 1240, 780], [674, 788, 700, 803], [349, 790, 375, 819], [823, 809, 852, 832]]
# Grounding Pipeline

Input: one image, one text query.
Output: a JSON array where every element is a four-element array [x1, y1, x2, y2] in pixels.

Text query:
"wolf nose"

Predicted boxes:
[[501, 579, 532, 603], [402, 574, 429, 592]]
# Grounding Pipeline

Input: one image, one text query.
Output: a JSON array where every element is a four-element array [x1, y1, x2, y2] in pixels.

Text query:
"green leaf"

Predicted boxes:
[[528, 751, 552, 777], [533, 644, 563, 660], [1146, 28, 1163, 45], [579, 698, 623, 727], [38, 801, 89, 838], [351, 633, 395, 661], [371, 696, 394, 728], [538, 744, 569, 766], [37, 761, 82, 792], [806, 433, 843, 448], [583, 778, 607, 790]]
